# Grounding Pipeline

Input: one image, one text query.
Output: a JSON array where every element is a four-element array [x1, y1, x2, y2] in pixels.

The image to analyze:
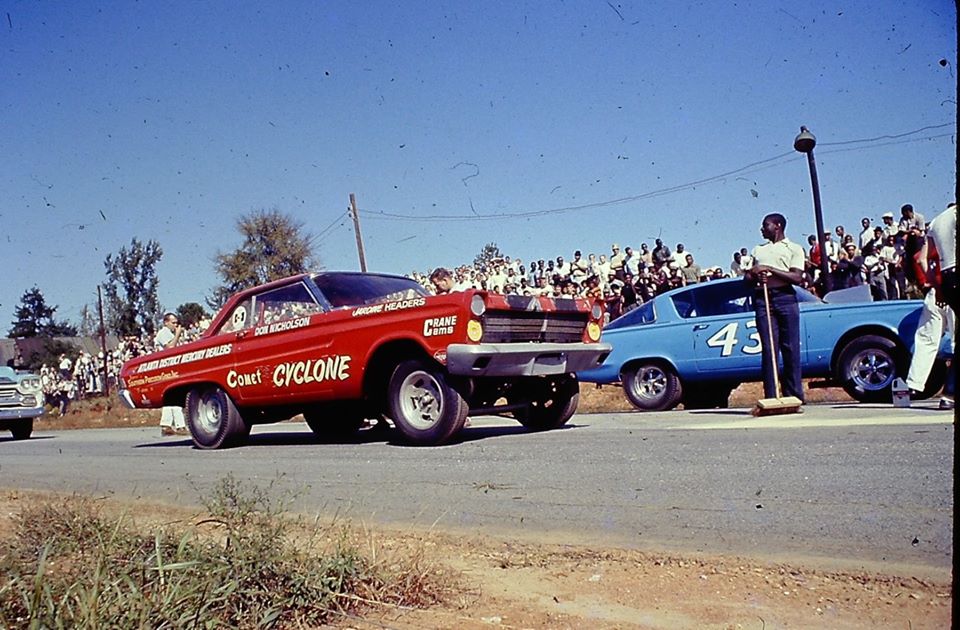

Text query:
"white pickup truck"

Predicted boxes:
[[0, 366, 43, 439]]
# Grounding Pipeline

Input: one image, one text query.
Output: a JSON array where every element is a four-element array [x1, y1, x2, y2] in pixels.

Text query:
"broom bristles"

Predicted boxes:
[[751, 396, 803, 416]]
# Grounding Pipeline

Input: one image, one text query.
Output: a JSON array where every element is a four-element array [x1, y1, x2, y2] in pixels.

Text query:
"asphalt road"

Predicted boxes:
[[2, 401, 953, 576]]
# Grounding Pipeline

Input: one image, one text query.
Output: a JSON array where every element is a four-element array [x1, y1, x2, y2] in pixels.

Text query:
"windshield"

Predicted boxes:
[[312, 273, 428, 308]]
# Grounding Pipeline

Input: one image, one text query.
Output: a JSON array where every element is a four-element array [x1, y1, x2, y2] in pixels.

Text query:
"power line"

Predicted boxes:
[[357, 123, 955, 223], [308, 210, 349, 247]]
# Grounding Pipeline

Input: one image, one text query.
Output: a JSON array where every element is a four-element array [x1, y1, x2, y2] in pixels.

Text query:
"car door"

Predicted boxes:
[[684, 281, 763, 375], [224, 281, 336, 405]]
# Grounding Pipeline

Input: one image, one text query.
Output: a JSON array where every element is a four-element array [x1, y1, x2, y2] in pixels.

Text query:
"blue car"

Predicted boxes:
[[578, 278, 946, 410]]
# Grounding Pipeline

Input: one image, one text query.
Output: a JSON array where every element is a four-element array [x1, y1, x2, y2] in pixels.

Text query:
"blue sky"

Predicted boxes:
[[1, 0, 955, 329]]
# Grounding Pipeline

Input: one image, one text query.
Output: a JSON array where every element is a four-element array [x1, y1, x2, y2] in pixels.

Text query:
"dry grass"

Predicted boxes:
[[0, 476, 457, 628]]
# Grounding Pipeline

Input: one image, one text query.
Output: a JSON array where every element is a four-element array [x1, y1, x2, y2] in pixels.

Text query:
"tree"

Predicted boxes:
[[8, 286, 77, 338], [210, 208, 317, 308], [473, 242, 503, 269], [77, 304, 99, 338], [175, 302, 208, 328], [103, 238, 163, 338], [22, 338, 79, 371]]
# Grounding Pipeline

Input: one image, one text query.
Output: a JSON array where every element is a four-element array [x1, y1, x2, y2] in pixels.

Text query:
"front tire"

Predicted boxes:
[[10, 418, 33, 440], [184, 386, 250, 449], [387, 360, 467, 445], [836, 335, 903, 402], [623, 362, 682, 411], [512, 376, 580, 431]]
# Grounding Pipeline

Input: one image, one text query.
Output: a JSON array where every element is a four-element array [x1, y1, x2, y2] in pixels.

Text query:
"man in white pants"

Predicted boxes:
[[906, 204, 956, 409], [154, 312, 189, 435]]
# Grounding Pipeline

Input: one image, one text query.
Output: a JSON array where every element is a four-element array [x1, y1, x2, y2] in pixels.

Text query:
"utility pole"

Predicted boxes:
[[349, 193, 368, 272], [97, 285, 110, 397]]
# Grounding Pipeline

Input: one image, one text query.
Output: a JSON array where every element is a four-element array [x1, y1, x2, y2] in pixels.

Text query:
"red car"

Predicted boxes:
[[119, 272, 610, 448]]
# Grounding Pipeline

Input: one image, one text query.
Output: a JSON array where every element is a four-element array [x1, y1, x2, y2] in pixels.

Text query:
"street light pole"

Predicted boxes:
[[793, 126, 831, 294]]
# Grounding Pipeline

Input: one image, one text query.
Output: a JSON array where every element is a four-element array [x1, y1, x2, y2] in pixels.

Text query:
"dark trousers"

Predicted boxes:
[[754, 287, 804, 402]]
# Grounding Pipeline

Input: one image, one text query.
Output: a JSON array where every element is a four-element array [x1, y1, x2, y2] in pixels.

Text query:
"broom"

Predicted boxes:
[[752, 277, 803, 416]]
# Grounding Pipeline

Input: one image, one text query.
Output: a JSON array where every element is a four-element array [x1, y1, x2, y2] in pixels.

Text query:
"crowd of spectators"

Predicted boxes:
[[415, 203, 931, 322], [17, 203, 935, 409], [35, 321, 210, 414]]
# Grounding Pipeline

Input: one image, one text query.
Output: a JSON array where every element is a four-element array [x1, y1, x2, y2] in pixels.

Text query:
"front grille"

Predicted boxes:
[[0, 387, 19, 407], [481, 311, 587, 343]]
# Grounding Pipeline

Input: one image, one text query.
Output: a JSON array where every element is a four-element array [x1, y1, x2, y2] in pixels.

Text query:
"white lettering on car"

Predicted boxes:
[[135, 343, 233, 374], [353, 298, 426, 317], [706, 322, 740, 357], [423, 315, 458, 337], [226, 369, 263, 389], [272, 355, 352, 388], [254, 317, 312, 336], [704, 320, 762, 357]]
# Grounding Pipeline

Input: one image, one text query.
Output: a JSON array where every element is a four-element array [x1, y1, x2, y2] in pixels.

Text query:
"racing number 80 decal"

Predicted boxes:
[[705, 320, 762, 357]]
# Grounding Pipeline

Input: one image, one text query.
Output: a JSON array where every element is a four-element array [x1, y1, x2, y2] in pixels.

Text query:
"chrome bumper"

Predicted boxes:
[[445, 342, 611, 377], [0, 405, 44, 421], [118, 389, 138, 409]]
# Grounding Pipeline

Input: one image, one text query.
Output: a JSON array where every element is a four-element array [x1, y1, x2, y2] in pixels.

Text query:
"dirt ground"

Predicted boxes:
[[20, 384, 952, 628], [0, 490, 950, 629]]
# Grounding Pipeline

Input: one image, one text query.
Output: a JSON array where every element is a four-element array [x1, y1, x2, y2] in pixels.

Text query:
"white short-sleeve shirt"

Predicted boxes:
[[751, 238, 805, 273]]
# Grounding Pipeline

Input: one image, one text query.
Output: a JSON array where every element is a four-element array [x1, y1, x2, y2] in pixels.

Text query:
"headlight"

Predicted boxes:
[[18, 377, 42, 394], [470, 294, 486, 317]]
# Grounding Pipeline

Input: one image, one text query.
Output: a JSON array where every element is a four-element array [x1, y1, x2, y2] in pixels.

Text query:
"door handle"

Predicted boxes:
[[693, 324, 708, 331], [236, 330, 248, 339]]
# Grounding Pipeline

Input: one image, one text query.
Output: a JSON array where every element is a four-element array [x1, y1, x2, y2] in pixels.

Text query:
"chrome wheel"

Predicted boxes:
[[387, 360, 468, 445], [846, 348, 895, 392], [397, 370, 443, 430], [184, 385, 249, 449], [623, 362, 682, 411], [836, 335, 904, 403], [196, 390, 225, 434], [634, 366, 668, 400]]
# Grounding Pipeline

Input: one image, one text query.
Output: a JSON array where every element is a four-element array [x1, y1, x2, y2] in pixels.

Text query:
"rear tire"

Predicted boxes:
[[10, 418, 33, 440], [387, 359, 467, 445], [185, 385, 250, 449], [836, 335, 903, 402], [623, 362, 682, 411], [512, 376, 580, 431]]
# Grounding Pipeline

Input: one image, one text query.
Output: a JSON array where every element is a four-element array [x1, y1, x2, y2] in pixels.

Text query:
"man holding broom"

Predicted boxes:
[[745, 213, 806, 412]]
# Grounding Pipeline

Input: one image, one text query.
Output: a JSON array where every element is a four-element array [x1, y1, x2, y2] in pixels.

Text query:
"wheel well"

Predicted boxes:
[[619, 357, 679, 382], [363, 340, 433, 410], [830, 326, 909, 373], [162, 381, 219, 408]]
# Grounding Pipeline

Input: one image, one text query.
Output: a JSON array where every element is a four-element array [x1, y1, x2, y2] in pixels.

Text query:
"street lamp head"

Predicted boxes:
[[794, 126, 816, 153]]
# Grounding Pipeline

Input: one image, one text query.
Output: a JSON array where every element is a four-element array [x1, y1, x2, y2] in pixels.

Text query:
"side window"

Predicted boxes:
[[254, 283, 322, 326], [218, 299, 252, 334], [673, 282, 753, 319], [671, 293, 695, 319]]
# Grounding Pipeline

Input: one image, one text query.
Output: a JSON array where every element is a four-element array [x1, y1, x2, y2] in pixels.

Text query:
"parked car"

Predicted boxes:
[[119, 272, 610, 447], [0, 366, 44, 439], [577, 278, 946, 410]]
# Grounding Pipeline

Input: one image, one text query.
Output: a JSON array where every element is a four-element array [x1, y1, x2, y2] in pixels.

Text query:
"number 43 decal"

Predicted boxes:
[[705, 321, 763, 357]]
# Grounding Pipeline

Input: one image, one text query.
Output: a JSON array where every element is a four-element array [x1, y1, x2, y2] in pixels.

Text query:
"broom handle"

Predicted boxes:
[[762, 276, 783, 398]]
